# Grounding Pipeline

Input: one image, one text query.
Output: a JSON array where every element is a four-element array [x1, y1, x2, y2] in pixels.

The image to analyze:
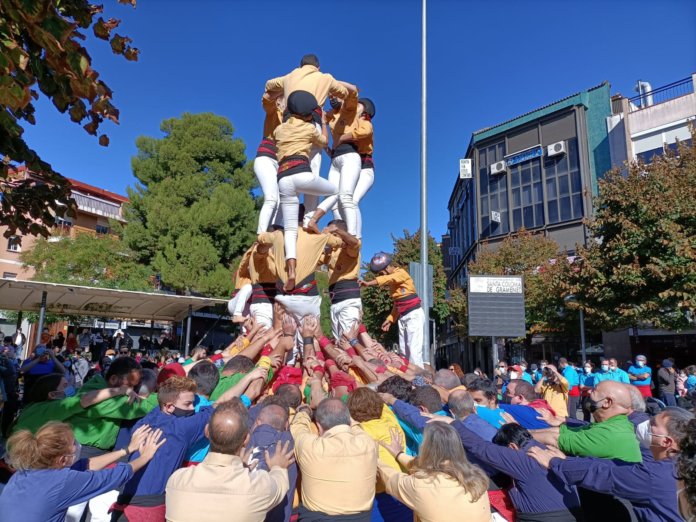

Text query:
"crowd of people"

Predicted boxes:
[[1, 53, 696, 522]]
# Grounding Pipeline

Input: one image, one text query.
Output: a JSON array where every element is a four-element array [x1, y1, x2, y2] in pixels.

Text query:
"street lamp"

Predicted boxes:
[[564, 294, 586, 363]]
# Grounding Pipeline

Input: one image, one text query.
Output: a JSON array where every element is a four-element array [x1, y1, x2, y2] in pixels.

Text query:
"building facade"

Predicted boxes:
[[443, 82, 613, 371]]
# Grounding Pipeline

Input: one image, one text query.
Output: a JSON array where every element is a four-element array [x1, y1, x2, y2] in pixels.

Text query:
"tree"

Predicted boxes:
[[572, 137, 696, 331], [361, 230, 449, 345], [1, 0, 139, 238], [22, 232, 154, 291], [120, 113, 258, 297], [448, 228, 576, 337]]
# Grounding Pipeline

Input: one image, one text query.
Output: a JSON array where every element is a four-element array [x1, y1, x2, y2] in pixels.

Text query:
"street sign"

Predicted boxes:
[[468, 275, 525, 337], [459, 159, 472, 179]]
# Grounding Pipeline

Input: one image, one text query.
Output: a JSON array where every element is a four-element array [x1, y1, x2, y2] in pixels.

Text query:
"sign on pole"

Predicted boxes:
[[468, 275, 525, 337], [459, 159, 472, 179]]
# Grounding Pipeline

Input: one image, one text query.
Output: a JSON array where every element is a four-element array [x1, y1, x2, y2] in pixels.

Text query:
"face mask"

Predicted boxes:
[[63, 385, 76, 398], [520, 366, 527, 372], [497, 368, 506, 375], [588, 397, 605, 413], [172, 406, 195, 418], [540, 365, 547, 370], [601, 364, 609, 372], [329, 97, 341, 110], [584, 367, 592, 373], [636, 361, 644, 367], [610, 366, 617, 371], [509, 371, 519, 379], [73, 440, 82, 462]]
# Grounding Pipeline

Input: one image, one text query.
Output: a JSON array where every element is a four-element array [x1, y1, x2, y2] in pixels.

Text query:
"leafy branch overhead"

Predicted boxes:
[[0, 0, 138, 238]]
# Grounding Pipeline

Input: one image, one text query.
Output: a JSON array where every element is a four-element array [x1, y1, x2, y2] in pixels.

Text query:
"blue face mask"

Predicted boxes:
[[63, 385, 76, 398]]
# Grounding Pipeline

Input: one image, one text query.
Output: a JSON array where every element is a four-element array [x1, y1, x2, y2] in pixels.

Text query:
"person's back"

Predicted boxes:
[[265, 55, 348, 107], [290, 399, 377, 518]]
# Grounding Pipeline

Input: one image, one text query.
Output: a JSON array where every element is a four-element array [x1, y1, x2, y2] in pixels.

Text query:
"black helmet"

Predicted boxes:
[[369, 252, 392, 273], [359, 98, 376, 119], [287, 90, 319, 118]]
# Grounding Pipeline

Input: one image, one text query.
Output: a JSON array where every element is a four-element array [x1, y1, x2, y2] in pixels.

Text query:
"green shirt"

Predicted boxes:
[[69, 375, 159, 449], [12, 396, 85, 434], [558, 414, 642, 462], [209, 366, 275, 402]]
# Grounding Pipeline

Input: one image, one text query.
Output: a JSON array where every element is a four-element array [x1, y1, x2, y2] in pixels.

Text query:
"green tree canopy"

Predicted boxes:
[[572, 137, 696, 331], [1, 0, 138, 238], [361, 230, 449, 345], [120, 112, 258, 297]]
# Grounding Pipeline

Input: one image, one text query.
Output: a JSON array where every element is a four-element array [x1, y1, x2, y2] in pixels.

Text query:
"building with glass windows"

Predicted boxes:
[[441, 82, 613, 370]]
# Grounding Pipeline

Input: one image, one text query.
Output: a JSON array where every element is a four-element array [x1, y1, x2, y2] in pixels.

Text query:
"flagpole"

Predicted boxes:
[[420, 0, 431, 365]]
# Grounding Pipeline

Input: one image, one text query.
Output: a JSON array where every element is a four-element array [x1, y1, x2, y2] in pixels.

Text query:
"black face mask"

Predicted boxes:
[[588, 398, 605, 413], [329, 97, 341, 110], [172, 406, 195, 418]]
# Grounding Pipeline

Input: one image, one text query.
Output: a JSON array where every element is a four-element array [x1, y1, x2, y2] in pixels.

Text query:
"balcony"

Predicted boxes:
[[628, 76, 694, 112]]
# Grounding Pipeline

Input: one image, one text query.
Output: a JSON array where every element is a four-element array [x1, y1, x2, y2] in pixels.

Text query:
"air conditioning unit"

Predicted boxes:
[[490, 160, 506, 175], [459, 159, 472, 179], [547, 141, 566, 157], [491, 211, 501, 223]]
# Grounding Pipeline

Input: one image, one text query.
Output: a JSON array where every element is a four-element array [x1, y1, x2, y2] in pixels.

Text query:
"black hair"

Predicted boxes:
[[679, 418, 696, 515], [300, 54, 319, 67], [25, 373, 64, 404], [188, 360, 220, 397], [410, 385, 442, 414], [492, 423, 533, 448], [273, 383, 303, 410], [327, 219, 347, 232], [105, 356, 141, 381], [223, 355, 255, 375], [377, 375, 412, 402], [467, 378, 497, 402]]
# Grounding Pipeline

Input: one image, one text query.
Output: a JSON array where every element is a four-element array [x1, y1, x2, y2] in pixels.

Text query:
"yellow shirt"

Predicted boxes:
[[353, 118, 374, 156], [358, 406, 406, 493], [378, 464, 492, 522], [249, 247, 277, 284], [273, 117, 327, 162], [375, 267, 419, 323], [261, 95, 282, 139], [165, 452, 289, 522], [330, 92, 359, 145], [265, 64, 349, 106], [234, 247, 253, 289], [258, 229, 341, 283], [290, 410, 377, 515], [324, 239, 361, 285], [539, 376, 570, 416]]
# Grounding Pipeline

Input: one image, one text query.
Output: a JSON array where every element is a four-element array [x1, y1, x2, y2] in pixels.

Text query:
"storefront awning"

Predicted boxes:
[[0, 279, 227, 322]]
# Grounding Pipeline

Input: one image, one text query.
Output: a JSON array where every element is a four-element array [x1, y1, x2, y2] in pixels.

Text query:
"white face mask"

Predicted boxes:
[[636, 420, 652, 449], [601, 364, 609, 372], [540, 365, 547, 370], [520, 366, 527, 372], [509, 372, 519, 379], [584, 367, 592, 373], [636, 361, 645, 367]]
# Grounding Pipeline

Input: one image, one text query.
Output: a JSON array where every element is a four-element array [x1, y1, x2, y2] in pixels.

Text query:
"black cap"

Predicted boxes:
[[369, 252, 392, 273], [300, 54, 319, 67], [287, 91, 319, 117], [359, 98, 376, 119]]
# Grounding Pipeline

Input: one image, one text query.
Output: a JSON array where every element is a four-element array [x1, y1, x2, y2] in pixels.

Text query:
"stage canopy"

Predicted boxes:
[[0, 278, 227, 322]]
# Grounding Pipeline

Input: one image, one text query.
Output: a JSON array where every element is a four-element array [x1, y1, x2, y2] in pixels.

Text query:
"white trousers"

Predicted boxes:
[[228, 283, 252, 318], [353, 167, 374, 239], [398, 307, 425, 367], [254, 155, 281, 234], [274, 294, 321, 364], [329, 298, 363, 340], [250, 302, 273, 330], [88, 490, 119, 522], [278, 171, 336, 260], [302, 124, 323, 224], [317, 153, 362, 236]]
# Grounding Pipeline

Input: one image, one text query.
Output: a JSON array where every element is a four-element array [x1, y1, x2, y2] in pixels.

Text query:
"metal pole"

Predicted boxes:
[[185, 305, 192, 358], [579, 308, 587, 364], [491, 336, 498, 374], [420, 0, 431, 366], [15, 310, 22, 330], [35, 291, 47, 346]]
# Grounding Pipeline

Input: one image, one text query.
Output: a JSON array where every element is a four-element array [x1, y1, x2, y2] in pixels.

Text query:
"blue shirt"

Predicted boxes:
[[0, 459, 132, 522], [595, 368, 631, 384], [628, 365, 652, 386], [452, 421, 581, 515], [580, 371, 597, 388], [550, 448, 681, 522], [21, 358, 57, 375], [687, 375, 696, 391], [520, 371, 533, 385], [185, 395, 214, 463], [500, 403, 550, 430], [391, 400, 448, 455], [562, 366, 580, 391], [118, 406, 212, 500], [474, 404, 506, 428]]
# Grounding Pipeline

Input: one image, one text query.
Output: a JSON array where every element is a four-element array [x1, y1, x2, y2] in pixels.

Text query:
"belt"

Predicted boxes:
[[256, 138, 278, 160], [360, 153, 374, 169], [329, 280, 361, 304], [251, 283, 278, 304], [395, 294, 422, 317], [332, 142, 359, 158], [277, 154, 311, 180], [279, 275, 319, 296]]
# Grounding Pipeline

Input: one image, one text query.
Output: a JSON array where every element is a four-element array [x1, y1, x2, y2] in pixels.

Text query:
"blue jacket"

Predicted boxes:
[[391, 399, 447, 455], [452, 421, 581, 516], [500, 403, 550, 430], [550, 448, 681, 522]]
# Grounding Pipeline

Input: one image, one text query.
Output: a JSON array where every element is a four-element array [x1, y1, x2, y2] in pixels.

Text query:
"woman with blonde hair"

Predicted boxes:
[[0, 421, 165, 521], [379, 422, 492, 522]]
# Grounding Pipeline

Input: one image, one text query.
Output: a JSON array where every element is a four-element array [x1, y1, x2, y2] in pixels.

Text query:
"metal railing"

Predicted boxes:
[[629, 77, 694, 111]]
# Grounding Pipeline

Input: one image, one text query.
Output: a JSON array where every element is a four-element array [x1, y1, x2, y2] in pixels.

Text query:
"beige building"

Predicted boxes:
[[0, 168, 129, 281]]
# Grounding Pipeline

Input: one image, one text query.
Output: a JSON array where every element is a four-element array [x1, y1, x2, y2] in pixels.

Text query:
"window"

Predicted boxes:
[[2, 272, 17, 280], [510, 157, 544, 231], [478, 142, 507, 238], [544, 137, 583, 224], [7, 236, 21, 252], [96, 224, 109, 235]]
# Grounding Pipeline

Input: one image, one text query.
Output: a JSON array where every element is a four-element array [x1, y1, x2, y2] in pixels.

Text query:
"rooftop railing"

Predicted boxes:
[[628, 76, 694, 112]]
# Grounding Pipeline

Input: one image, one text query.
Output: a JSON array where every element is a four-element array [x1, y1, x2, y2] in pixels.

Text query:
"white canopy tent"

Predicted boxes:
[[0, 278, 228, 355]]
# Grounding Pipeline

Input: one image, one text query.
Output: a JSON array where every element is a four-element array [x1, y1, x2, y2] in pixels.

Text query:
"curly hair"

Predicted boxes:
[[7, 421, 74, 470], [157, 376, 197, 406], [377, 375, 412, 402], [347, 387, 384, 423]]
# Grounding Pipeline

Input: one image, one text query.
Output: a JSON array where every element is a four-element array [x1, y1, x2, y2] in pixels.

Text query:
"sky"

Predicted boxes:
[[22, 0, 696, 263]]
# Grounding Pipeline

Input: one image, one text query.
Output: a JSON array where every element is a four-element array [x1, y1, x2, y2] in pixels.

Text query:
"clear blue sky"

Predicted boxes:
[[23, 0, 696, 262]]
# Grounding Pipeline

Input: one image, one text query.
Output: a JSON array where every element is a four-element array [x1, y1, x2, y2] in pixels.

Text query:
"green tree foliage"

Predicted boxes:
[[120, 113, 258, 297], [361, 230, 449, 345], [448, 228, 575, 337], [22, 232, 154, 290], [0, 0, 138, 238], [572, 137, 696, 331]]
